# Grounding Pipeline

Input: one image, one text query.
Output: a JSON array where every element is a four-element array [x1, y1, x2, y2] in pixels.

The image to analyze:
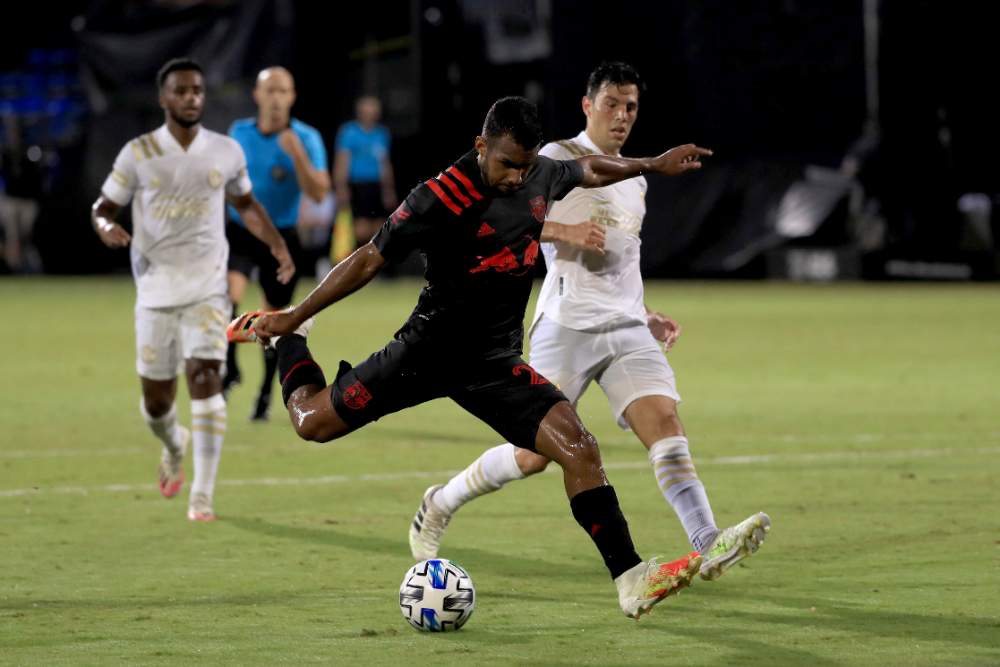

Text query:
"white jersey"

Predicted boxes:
[[531, 131, 647, 332], [101, 125, 252, 308]]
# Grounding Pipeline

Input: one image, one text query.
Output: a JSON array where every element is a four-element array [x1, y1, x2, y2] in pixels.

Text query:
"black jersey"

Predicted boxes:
[[373, 149, 584, 359]]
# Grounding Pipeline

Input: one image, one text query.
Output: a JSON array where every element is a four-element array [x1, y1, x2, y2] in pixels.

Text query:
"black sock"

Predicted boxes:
[[225, 305, 240, 382], [260, 345, 278, 398], [570, 485, 642, 579], [276, 335, 326, 406]]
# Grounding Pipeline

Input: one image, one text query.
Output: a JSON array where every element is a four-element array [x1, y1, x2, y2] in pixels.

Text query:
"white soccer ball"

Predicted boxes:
[[399, 558, 476, 632]]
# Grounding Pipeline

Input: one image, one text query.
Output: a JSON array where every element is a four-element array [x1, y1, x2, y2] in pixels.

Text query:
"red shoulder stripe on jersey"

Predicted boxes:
[[425, 179, 463, 215], [437, 172, 472, 208], [446, 166, 483, 200]]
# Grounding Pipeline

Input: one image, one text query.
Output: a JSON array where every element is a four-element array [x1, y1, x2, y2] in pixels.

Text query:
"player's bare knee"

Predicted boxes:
[[518, 450, 551, 476], [558, 427, 601, 472], [295, 419, 345, 444], [186, 360, 221, 388], [574, 429, 602, 468], [292, 418, 322, 442], [663, 413, 683, 437], [287, 400, 338, 443], [143, 396, 173, 418], [289, 406, 323, 441]]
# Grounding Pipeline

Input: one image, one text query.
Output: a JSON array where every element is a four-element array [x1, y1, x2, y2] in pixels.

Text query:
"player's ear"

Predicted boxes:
[[582, 95, 592, 118], [474, 136, 487, 158]]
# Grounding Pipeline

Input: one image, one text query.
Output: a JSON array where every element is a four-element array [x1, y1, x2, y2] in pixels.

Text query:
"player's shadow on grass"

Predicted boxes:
[[225, 516, 598, 582], [735, 592, 1000, 652], [632, 619, 842, 667]]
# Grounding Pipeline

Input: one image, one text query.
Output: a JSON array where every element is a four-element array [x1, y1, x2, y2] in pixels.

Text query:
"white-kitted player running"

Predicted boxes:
[[410, 61, 770, 581], [90, 58, 294, 521]]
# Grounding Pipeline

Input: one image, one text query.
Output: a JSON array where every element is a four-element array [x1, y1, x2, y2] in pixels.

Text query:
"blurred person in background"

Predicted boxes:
[[0, 113, 43, 273], [224, 66, 329, 421], [333, 95, 396, 249], [298, 188, 337, 279], [90, 58, 293, 521]]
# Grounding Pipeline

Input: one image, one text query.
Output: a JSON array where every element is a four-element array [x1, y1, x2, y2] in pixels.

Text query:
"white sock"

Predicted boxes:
[[190, 394, 226, 500], [436, 443, 525, 514], [648, 436, 718, 551], [140, 399, 182, 454]]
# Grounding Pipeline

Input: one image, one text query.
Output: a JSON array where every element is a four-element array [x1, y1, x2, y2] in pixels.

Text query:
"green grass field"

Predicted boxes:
[[2, 276, 999, 666]]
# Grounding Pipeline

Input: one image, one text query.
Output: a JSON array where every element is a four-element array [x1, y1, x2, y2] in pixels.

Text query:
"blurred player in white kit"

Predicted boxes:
[[90, 58, 293, 521]]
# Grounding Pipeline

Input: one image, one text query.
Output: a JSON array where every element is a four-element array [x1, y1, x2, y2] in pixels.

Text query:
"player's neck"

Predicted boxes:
[[584, 128, 621, 157], [166, 120, 200, 150]]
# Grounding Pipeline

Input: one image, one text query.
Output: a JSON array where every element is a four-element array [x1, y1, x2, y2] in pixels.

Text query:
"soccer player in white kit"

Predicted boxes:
[[410, 62, 770, 581], [90, 58, 294, 521]]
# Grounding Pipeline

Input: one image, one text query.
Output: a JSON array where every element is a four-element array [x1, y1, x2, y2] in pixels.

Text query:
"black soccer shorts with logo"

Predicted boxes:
[[328, 337, 567, 452]]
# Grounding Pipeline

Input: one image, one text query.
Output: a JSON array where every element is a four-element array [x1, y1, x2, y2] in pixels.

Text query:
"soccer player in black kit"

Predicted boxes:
[[229, 97, 712, 619]]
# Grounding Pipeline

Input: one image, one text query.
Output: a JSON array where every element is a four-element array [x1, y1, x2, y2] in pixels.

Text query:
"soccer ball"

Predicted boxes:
[[399, 559, 476, 632]]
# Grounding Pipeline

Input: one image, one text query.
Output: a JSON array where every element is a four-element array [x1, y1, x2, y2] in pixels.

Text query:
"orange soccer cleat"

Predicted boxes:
[[227, 311, 266, 344]]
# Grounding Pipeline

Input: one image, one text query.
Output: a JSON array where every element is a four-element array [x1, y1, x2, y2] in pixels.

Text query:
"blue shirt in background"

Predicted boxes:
[[228, 117, 328, 229], [335, 121, 390, 184]]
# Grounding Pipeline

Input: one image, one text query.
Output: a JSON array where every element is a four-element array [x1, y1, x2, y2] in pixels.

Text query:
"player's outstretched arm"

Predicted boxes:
[[253, 241, 387, 339], [577, 144, 713, 188], [229, 192, 295, 284], [90, 196, 131, 248]]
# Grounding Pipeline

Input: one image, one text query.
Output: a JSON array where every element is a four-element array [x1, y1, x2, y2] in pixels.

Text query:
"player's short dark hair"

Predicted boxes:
[[157, 58, 203, 89], [586, 61, 646, 99], [481, 96, 543, 150]]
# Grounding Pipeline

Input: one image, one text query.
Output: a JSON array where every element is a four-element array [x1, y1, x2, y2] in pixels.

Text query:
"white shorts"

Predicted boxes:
[[528, 316, 681, 430], [135, 294, 230, 381]]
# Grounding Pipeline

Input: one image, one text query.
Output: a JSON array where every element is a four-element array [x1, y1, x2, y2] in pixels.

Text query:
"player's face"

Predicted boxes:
[[583, 82, 639, 155], [475, 134, 538, 194], [254, 69, 295, 121], [160, 70, 205, 128]]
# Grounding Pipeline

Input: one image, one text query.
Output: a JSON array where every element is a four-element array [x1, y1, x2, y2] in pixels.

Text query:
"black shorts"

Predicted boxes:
[[329, 339, 567, 451], [227, 221, 302, 308], [349, 182, 386, 220]]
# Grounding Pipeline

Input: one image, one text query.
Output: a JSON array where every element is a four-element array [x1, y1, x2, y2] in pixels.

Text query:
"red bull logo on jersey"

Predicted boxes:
[[469, 246, 518, 274], [469, 238, 540, 276]]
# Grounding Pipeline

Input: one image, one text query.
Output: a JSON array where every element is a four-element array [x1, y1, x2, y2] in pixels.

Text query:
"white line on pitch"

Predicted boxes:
[[1, 445, 998, 499], [0, 445, 256, 459], [3, 431, 997, 460]]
